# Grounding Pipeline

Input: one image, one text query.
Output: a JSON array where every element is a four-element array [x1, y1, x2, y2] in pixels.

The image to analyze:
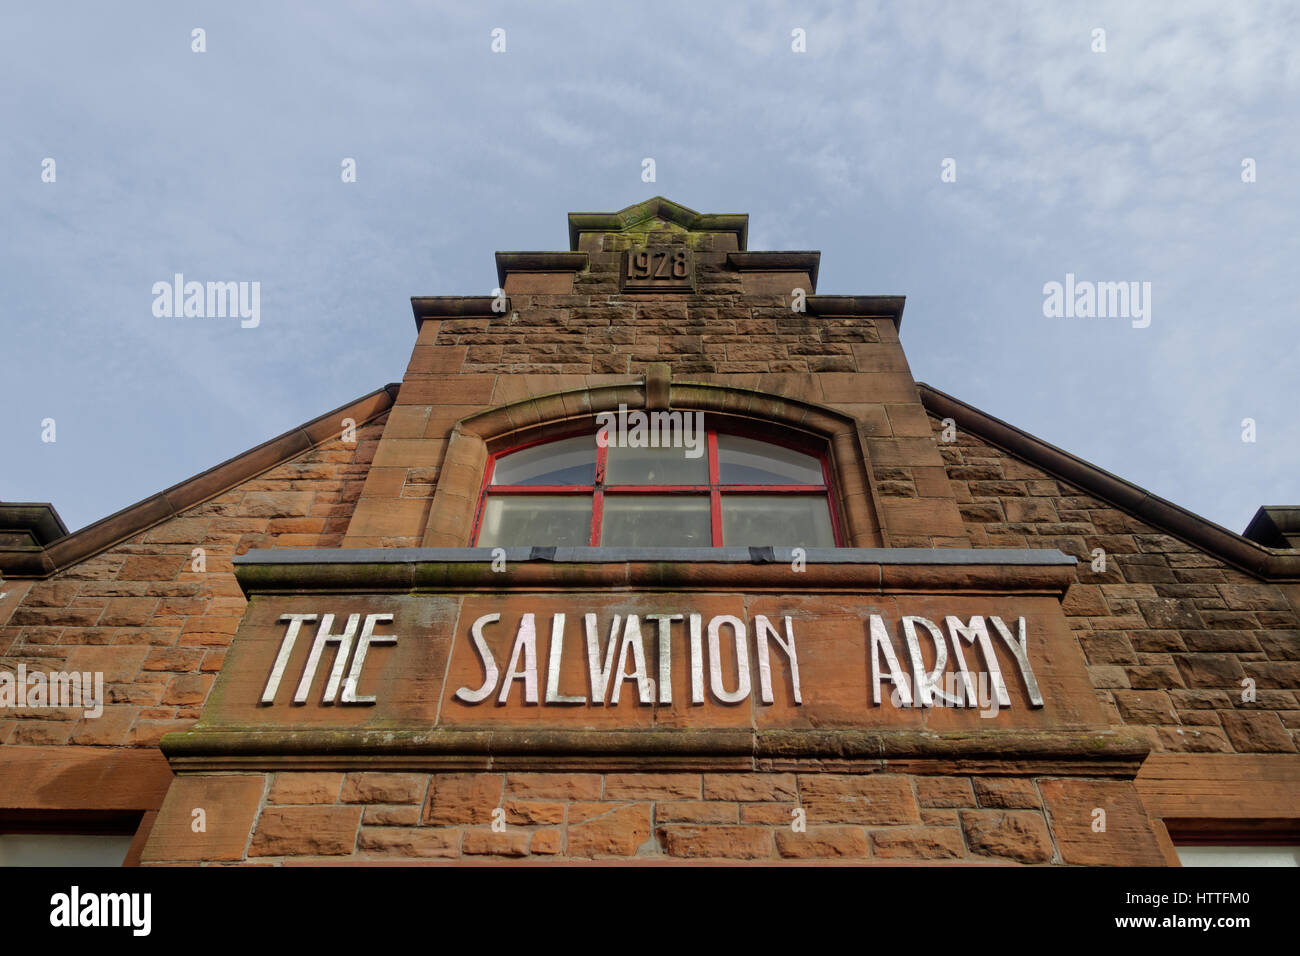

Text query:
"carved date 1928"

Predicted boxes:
[[621, 248, 694, 291]]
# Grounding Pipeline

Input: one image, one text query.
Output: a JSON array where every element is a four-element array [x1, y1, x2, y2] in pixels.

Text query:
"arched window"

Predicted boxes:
[[472, 423, 840, 547]]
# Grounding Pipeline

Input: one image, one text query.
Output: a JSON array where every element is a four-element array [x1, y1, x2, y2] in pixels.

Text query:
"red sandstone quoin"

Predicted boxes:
[[2, 198, 1297, 866]]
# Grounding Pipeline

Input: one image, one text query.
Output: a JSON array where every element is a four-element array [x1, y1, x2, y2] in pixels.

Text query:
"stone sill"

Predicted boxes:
[[232, 547, 1078, 596], [160, 727, 1150, 777], [237, 546, 1076, 566]]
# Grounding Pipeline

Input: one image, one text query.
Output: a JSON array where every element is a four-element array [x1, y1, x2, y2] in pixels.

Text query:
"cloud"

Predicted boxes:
[[2, 0, 1296, 532]]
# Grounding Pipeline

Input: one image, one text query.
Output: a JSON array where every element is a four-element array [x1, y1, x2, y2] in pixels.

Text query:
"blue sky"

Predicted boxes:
[[2, 1, 1297, 536]]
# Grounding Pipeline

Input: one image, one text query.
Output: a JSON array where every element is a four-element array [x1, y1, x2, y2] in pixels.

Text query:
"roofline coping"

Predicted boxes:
[[410, 296, 511, 327], [1244, 506, 1300, 548], [0, 502, 69, 544], [494, 252, 589, 289], [726, 251, 821, 291], [3, 384, 399, 579], [806, 294, 905, 328], [917, 382, 1300, 581]]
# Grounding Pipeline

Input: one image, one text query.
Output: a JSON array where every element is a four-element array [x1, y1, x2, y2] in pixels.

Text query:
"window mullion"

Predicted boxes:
[[707, 430, 722, 546], [591, 436, 607, 545]]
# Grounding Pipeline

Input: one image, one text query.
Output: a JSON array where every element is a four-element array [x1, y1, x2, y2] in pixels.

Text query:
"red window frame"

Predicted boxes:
[[470, 422, 844, 547]]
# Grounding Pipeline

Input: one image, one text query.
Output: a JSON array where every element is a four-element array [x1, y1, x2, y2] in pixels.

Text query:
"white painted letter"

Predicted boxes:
[[497, 613, 538, 704], [754, 615, 801, 704], [455, 613, 500, 703], [707, 615, 751, 704]]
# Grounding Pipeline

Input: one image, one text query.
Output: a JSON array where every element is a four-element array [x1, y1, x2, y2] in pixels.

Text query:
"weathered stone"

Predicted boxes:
[[658, 825, 773, 860], [567, 803, 651, 858], [362, 805, 422, 826], [798, 775, 920, 825], [870, 827, 965, 859], [161, 674, 212, 705], [341, 772, 426, 805], [530, 829, 563, 855], [603, 773, 701, 800], [1037, 780, 1167, 865], [250, 806, 361, 857], [920, 808, 960, 826], [236, 492, 314, 518], [959, 810, 1053, 863], [135, 775, 264, 863], [738, 803, 799, 825], [462, 829, 529, 857], [1079, 632, 1137, 664], [775, 826, 869, 859], [656, 801, 738, 824], [358, 827, 459, 858], [1113, 690, 1178, 725], [972, 778, 1041, 809], [1218, 711, 1298, 753], [1217, 584, 1290, 611], [703, 773, 797, 802], [1156, 725, 1233, 752], [505, 801, 565, 825], [1139, 600, 1203, 630], [1174, 654, 1245, 689], [142, 647, 204, 672], [915, 777, 975, 808], [505, 773, 602, 801], [1181, 630, 1261, 653], [269, 772, 344, 805], [424, 774, 503, 825]]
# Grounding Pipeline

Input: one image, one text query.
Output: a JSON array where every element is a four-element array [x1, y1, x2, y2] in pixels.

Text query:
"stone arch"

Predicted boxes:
[[420, 375, 884, 548]]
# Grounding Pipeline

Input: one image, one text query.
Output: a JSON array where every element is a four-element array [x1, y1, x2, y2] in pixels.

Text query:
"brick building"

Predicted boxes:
[[1, 197, 1297, 866]]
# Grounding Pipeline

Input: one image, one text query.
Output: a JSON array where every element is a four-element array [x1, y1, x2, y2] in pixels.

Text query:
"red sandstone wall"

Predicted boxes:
[[140, 770, 1164, 864], [445, 270, 867, 379], [0, 413, 387, 748], [930, 413, 1300, 755]]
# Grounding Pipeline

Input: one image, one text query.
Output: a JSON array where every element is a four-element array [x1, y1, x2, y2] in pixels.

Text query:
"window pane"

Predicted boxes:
[[601, 496, 711, 546], [1175, 846, 1300, 867], [0, 834, 133, 866], [605, 443, 708, 485], [717, 435, 824, 485], [478, 496, 592, 547], [492, 435, 595, 486], [721, 495, 834, 547]]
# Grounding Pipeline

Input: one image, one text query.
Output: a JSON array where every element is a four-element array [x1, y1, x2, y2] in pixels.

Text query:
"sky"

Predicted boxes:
[[2, 1, 1297, 537]]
